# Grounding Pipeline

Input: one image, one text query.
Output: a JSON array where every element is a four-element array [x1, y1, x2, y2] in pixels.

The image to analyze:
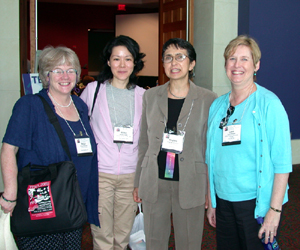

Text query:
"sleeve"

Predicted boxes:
[[2, 96, 35, 150], [265, 98, 292, 173], [134, 92, 149, 188], [80, 81, 96, 115]]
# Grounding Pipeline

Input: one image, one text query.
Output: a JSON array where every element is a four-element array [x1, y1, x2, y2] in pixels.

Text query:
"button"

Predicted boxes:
[[258, 123, 261, 126], [259, 170, 262, 173], [258, 186, 261, 188], [253, 110, 256, 113], [178, 123, 182, 127], [260, 155, 263, 157], [261, 140, 263, 142], [180, 157, 184, 161]]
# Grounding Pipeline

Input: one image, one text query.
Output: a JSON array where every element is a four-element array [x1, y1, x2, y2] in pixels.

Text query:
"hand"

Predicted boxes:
[[206, 206, 216, 228], [133, 187, 142, 203], [0, 195, 16, 216], [258, 209, 281, 244]]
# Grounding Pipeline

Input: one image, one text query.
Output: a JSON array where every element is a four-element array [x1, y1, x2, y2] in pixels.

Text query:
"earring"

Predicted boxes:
[[254, 71, 257, 76]]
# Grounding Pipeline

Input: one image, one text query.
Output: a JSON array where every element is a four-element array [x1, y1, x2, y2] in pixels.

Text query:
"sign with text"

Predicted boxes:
[[22, 73, 43, 95]]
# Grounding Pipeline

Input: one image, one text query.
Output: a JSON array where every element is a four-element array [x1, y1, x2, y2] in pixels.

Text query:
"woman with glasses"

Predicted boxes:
[[133, 38, 217, 249], [80, 35, 146, 250], [0, 46, 99, 249], [206, 35, 292, 249]]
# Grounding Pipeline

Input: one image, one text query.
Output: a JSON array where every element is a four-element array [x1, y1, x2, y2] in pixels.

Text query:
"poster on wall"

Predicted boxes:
[[22, 73, 43, 95]]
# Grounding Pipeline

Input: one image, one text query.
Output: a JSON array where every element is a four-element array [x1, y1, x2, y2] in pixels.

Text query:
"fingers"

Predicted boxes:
[[206, 207, 217, 228], [133, 188, 142, 203], [258, 225, 277, 244]]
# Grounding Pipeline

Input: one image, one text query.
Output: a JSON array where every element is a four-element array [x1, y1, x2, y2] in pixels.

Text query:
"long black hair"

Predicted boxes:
[[98, 35, 146, 89]]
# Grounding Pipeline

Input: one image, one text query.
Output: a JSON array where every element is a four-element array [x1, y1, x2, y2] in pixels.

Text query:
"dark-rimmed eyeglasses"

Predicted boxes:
[[49, 68, 77, 76], [163, 53, 188, 63], [219, 105, 235, 129]]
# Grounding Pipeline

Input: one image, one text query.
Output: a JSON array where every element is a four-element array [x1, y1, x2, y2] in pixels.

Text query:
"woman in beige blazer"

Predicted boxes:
[[133, 38, 217, 249]]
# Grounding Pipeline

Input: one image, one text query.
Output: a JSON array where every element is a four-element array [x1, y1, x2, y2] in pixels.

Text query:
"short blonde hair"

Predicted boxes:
[[38, 46, 81, 88], [224, 35, 261, 67]]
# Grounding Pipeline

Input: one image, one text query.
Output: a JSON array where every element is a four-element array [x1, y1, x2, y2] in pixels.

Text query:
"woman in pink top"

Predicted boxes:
[[80, 35, 145, 250]]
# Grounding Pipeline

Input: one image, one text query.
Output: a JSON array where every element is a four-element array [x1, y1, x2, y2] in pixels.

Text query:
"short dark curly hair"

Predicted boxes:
[[98, 35, 145, 89], [162, 38, 196, 79]]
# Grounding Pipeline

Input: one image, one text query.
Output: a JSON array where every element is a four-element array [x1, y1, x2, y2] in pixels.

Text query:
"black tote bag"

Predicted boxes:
[[10, 95, 87, 237], [11, 161, 87, 237]]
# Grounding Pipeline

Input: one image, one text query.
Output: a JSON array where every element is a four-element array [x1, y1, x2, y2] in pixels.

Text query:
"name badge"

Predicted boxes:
[[161, 131, 185, 154], [113, 126, 134, 144], [222, 124, 241, 146], [75, 136, 93, 156]]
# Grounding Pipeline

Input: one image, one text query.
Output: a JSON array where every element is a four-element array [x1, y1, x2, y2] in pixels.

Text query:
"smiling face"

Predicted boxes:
[[163, 45, 195, 82], [108, 45, 134, 85], [225, 45, 260, 89], [47, 63, 77, 96]]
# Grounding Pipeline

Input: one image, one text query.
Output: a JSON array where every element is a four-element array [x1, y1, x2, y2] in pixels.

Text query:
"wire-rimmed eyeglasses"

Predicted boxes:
[[219, 105, 235, 129], [49, 68, 77, 76], [162, 53, 188, 63]]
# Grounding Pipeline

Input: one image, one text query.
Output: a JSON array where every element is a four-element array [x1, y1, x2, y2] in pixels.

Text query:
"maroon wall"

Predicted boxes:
[[33, 2, 157, 76]]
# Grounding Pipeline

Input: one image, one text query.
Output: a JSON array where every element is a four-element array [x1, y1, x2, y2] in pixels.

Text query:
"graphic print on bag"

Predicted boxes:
[[27, 181, 56, 220]]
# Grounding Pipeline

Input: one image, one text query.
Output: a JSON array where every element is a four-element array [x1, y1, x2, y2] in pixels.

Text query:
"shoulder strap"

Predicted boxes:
[[90, 82, 101, 118], [37, 95, 72, 161]]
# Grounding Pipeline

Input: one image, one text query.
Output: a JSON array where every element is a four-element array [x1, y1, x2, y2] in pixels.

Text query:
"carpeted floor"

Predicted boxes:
[[81, 164, 300, 249]]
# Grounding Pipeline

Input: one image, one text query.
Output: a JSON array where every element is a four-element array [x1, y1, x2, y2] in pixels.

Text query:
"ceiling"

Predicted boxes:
[[38, 0, 159, 8]]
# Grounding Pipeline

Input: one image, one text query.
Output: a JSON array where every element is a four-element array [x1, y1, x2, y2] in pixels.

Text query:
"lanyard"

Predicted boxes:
[[55, 100, 89, 137], [164, 99, 194, 133], [229, 83, 253, 125]]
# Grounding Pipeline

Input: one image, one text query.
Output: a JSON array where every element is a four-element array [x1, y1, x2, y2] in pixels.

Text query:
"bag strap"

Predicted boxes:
[[37, 95, 72, 161], [90, 81, 100, 118]]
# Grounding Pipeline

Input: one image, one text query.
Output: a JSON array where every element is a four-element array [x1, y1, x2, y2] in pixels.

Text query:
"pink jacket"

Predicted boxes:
[[80, 81, 145, 175]]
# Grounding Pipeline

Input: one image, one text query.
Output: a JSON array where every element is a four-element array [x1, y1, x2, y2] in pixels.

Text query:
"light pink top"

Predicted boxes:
[[81, 81, 145, 175]]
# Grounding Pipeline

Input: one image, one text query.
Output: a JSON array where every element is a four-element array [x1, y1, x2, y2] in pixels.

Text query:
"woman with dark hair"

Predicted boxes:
[[80, 35, 146, 250], [133, 38, 217, 249]]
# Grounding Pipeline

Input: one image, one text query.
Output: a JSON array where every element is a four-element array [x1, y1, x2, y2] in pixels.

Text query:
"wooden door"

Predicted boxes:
[[158, 0, 194, 85]]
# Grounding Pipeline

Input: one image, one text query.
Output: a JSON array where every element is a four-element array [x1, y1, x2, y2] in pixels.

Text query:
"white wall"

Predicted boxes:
[[116, 13, 159, 76], [0, 0, 20, 192]]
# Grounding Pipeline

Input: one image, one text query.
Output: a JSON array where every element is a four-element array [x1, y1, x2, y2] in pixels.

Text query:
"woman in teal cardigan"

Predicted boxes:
[[206, 35, 292, 250]]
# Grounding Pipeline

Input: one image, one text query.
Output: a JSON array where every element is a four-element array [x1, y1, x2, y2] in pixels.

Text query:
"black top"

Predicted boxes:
[[158, 98, 185, 181]]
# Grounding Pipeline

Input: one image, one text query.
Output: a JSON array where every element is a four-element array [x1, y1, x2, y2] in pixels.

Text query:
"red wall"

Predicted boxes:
[[33, 2, 157, 76], [36, 3, 116, 76]]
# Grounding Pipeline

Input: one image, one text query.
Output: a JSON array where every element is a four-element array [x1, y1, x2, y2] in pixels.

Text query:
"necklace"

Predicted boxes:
[[48, 92, 72, 107], [56, 102, 89, 137], [168, 85, 186, 99], [230, 83, 254, 124]]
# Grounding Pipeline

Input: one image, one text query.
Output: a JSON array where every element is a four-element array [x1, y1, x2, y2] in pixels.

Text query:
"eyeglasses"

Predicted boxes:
[[219, 105, 235, 129], [49, 68, 77, 76], [163, 53, 188, 63]]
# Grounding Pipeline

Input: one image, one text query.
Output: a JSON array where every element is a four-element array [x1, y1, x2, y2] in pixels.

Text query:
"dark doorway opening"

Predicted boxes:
[[88, 29, 115, 79]]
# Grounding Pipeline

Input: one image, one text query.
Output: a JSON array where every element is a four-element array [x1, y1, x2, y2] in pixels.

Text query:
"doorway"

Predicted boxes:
[[88, 29, 115, 79]]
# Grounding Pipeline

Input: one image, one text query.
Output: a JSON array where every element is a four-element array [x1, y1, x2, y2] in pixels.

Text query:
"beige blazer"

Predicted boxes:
[[134, 81, 217, 209]]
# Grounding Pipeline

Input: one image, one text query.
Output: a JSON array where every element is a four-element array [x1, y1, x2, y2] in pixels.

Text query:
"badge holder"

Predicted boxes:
[[113, 125, 134, 144], [74, 134, 93, 156], [161, 130, 185, 154], [222, 124, 241, 146]]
